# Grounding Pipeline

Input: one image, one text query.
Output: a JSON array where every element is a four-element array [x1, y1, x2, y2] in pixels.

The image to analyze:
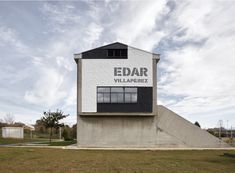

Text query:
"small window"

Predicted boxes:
[[121, 49, 127, 56], [97, 87, 137, 103], [111, 93, 118, 103], [110, 93, 124, 103], [103, 93, 110, 103], [131, 93, 137, 102], [125, 93, 131, 103], [115, 49, 120, 56], [117, 93, 124, 103], [107, 49, 127, 58], [111, 87, 124, 93], [98, 87, 110, 93], [125, 88, 137, 92], [97, 93, 104, 103], [107, 49, 114, 57]]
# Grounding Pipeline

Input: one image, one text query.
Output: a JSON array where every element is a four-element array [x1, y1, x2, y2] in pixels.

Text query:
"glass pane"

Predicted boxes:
[[98, 87, 110, 93], [131, 93, 137, 103], [97, 87, 137, 103], [111, 93, 118, 103], [108, 50, 113, 56], [125, 93, 131, 103], [115, 49, 120, 56], [103, 93, 110, 103], [97, 93, 103, 103], [111, 87, 124, 93], [117, 93, 124, 103], [121, 49, 127, 57], [125, 87, 137, 93]]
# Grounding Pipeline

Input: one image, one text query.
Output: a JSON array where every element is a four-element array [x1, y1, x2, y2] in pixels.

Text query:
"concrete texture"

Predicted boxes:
[[77, 115, 157, 148], [157, 105, 229, 148], [77, 105, 229, 148]]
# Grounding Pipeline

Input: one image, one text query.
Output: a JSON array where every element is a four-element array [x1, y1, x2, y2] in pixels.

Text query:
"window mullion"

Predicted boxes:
[[123, 87, 125, 103], [109, 87, 111, 103]]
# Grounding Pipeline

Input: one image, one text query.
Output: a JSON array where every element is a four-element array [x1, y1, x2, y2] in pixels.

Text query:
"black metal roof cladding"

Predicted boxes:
[[74, 42, 160, 58]]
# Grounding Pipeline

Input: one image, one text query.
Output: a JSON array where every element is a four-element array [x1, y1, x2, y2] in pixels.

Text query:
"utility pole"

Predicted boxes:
[[226, 120, 228, 137], [218, 120, 223, 139]]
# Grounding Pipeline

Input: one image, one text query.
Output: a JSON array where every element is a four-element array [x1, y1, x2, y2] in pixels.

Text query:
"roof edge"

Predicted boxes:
[[74, 42, 160, 60]]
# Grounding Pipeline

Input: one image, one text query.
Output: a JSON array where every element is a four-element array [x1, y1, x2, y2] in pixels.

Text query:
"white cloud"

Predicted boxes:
[[110, 0, 168, 51], [65, 84, 76, 107], [41, 3, 80, 30], [85, 23, 103, 45], [56, 56, 73, 72], [158, 0, 235, 127], [24, 67, 66, 107], [0, 25, 29, 54]]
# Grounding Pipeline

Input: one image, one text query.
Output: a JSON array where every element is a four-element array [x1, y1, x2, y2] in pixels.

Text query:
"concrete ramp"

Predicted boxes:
[[157, 105, 229, 148]]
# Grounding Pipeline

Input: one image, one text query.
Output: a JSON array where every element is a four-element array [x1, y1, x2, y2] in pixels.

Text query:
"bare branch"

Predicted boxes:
[[4, 113, 15, 125]]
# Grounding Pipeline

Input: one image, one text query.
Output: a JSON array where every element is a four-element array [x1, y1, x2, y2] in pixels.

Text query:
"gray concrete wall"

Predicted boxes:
[[77, 113, 188, 148], [77, 115, 157, 148], [157, 105, 229, 148], [77, 105, 229, 148]]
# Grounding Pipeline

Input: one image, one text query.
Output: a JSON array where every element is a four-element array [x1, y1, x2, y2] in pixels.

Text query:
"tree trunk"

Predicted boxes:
[[50, 127, 52, 143]]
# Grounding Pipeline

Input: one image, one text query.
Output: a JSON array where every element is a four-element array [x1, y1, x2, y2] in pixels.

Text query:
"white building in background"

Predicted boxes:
[[2, 127, 24, 139], [74, 42, 228, 148]]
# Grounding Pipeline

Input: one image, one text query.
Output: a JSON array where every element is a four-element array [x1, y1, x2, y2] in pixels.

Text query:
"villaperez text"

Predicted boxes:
[[114, 78, 148, 83]]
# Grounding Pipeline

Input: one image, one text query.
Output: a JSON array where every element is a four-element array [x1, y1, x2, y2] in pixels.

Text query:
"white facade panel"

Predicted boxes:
[[81, 46, 153, 112], [2, 127, 24, 139]]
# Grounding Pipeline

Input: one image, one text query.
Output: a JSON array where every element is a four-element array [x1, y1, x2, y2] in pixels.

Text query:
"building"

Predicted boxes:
[[2, 127, 24, 139], [74, 42, 228, 148], [1, 124, 35, 139]]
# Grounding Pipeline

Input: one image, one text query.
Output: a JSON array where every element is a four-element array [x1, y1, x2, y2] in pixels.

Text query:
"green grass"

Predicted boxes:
[[0, 138, 49, 145], [0, 148, 234, 173], [0, 138, 76, 146], [38, 140, 77, 146]]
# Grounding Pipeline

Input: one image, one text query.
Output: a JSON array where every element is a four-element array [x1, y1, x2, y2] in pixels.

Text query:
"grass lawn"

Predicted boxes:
[[38, 140, 77, 146], [0, 148, 234, 173], [0, 138, 48, 145], [0, 138, 76, 146]]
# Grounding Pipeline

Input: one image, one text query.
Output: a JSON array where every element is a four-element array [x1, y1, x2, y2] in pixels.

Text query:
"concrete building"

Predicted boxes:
[[74, 42, 228, 148]]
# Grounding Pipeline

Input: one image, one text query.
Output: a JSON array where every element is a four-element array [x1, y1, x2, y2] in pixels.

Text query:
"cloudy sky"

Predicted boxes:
[[0, 0, 234, 128]]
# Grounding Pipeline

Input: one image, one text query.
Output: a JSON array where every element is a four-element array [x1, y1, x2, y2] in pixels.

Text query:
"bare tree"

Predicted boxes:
[[4, 113, 15, 125]]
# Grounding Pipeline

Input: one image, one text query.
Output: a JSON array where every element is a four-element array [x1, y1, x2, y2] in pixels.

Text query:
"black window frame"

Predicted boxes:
[[107, 49, 127, 58], [97, 86, 137, 104]]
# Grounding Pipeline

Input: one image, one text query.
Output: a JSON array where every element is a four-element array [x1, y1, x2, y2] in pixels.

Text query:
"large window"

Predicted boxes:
[[97, 87, 137, 103]]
